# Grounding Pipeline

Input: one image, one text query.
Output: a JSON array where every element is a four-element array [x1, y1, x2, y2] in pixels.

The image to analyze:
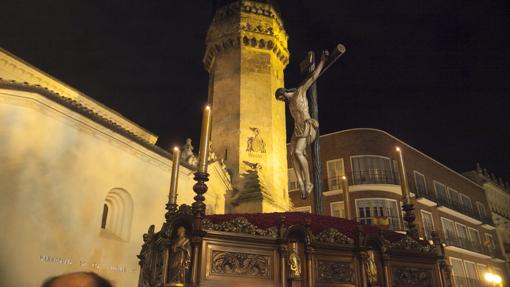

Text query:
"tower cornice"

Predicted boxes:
[[204, 0, 289, 71]]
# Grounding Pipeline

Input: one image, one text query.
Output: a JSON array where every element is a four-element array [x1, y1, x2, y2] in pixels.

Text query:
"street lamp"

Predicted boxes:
[[485, 272, 503, 286]]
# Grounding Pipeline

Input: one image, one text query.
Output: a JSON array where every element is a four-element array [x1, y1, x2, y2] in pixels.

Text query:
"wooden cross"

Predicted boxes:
[[299, 44, 345, 215]]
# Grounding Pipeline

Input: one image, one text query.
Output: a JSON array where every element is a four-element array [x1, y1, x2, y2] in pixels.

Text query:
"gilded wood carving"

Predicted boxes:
[[210, 250, 271, 279]]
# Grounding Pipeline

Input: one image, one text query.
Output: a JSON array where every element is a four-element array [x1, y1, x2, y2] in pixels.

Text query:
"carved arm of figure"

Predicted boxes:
[[300, 50, 329, 91]]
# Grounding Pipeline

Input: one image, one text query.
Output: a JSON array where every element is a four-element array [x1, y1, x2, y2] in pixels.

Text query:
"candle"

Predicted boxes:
[[169, 147, 181, 204], [342, 176, 352, 220], [396, 147, 411, 204], [198, 105, 212, 173]]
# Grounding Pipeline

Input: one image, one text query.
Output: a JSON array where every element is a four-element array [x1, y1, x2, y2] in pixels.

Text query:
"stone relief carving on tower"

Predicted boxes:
[[246, 127, 266, 153]]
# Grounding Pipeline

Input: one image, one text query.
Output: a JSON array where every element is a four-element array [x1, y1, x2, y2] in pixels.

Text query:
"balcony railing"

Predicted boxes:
[[491, 206, 510, 221], [325, 176, 342, 191], [444, 234, 497, 257], [479, 215, 493, 225], [436, 195, 482, 221], [453, 276, 482, 287], [352, 170, 400, 185], [355, 216, 403, 231], [414, 185, 434, 200]]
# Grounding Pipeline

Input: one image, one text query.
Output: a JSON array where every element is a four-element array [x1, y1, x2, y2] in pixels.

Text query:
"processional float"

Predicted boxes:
[[138, 36, 453, 287]]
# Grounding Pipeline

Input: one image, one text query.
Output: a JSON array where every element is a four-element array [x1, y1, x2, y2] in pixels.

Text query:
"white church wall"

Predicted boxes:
[[0, 88, 227, 286]]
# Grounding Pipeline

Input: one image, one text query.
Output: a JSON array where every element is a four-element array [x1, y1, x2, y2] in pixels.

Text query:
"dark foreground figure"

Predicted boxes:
[[42, 272, 112, 287]]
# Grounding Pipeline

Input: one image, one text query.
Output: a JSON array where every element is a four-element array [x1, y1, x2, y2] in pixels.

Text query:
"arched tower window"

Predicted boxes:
[[100, 188, 134, 241]]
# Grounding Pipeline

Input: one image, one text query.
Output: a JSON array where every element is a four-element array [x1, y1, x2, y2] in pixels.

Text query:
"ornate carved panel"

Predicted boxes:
[[317, 260, 353, 284], [202, 217, 278, 238], [210, 250, 271, 279], [391, 266, 434, 287], [315, 228, 354, 245]]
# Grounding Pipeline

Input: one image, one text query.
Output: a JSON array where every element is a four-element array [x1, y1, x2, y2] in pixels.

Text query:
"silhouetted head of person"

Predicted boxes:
[[42, 272, 112, 287]]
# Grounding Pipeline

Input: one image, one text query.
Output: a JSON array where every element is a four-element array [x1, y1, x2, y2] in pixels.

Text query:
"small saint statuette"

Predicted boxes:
[[167, 226, 192, 286], [364, 250, 378, 285], [288, 242, 302, 279]]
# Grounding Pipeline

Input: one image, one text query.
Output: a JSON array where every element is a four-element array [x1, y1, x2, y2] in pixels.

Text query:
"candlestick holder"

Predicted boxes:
[[192, 171, 209, 230], [402, 202, 419, 238], [164, 202, 179, 222]]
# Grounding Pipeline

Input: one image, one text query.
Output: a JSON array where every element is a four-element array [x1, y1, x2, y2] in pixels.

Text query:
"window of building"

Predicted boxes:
[[463, 261, 479, 287], [101, 188, 134, 241], [288, 168, 298, 191], [294, 206, 312, 213], [450, 257, 469, 287], [326, 159, 344, 191], [459, 193, 473, 214], [475, 202, 487, 220], [476, 264, 487, 283], [434, 181, 448, 205], [351, 155, 397, 184], [101, 204, 108, 229], [441, 217, 457, 245], [413, 171, 427, 197], [493, 267, 504, 284], [420, 210, 435, 240], [484, 233, 496, 253], [467, 227, 481, 252], [392, 160, 401, 184], [455, 222, 468, 248], [356, 198, 401, 230], [330, 201, 345, 218], [448, 188, 460, 207]]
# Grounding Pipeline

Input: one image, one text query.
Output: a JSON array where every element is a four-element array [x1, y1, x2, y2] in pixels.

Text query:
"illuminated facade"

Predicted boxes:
[[464, 166, 510, 281], [0, 49, 231, 286], [289, 129, 508, 286], [204, 0, 290, 213]]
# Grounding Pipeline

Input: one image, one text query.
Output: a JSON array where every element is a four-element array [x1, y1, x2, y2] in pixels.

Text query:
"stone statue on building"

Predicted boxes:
[[275, 50, 328, 199], [208, 141, 218, 162], [166, 226, 192, 285], [181, 138, 198, 166]]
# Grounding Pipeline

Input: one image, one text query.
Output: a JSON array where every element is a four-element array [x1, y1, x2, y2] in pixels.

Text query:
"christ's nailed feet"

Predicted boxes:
[[300, 184, 313, 200]]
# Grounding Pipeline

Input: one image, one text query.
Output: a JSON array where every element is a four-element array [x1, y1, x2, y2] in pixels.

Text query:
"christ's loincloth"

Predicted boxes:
[[292, 118, 319, 145]]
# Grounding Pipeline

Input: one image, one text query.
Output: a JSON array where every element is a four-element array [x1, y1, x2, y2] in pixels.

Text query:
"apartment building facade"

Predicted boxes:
[[288, 128, 507, 286], [464, 165, 510, 278]]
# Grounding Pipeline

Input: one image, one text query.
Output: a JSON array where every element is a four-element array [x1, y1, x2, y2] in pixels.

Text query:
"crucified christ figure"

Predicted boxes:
[[276, 50, 329, 199]]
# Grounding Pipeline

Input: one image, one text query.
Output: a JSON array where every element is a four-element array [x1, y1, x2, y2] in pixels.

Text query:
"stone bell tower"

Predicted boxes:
[[204, 0, 290, 213]]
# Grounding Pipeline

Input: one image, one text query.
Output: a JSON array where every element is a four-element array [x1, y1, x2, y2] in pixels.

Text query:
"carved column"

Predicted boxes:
[[189, 236, 201, 286], [279, 244, 288, 287], [378, 231, 391, 287], [358, 252, 369, 287], [380, 254, 391, 287], [432, 231, 452, 287], [190, 171, 209, 285], [305, 246, 314, 287]]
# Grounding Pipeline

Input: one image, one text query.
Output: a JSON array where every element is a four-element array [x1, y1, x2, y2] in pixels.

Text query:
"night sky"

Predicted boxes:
[[2, 0, 509, 181]]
